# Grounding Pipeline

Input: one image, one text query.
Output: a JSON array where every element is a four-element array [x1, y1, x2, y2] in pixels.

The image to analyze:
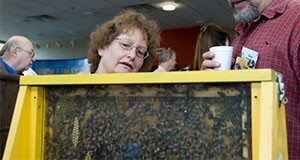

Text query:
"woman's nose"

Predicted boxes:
[[126, 47, 137, 59]]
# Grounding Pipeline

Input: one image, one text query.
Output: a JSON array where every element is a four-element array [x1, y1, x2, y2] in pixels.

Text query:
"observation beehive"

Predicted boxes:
[[3, 69, 288, 160]]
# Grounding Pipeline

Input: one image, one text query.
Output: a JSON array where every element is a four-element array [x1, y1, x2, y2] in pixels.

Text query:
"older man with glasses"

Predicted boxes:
[[0, 35, 35, 75]]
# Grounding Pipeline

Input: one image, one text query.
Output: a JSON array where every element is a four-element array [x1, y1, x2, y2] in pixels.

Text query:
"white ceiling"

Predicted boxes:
[[0, 0, 237, 43]]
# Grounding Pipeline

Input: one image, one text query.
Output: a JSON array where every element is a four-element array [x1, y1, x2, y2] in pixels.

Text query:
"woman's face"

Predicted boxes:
[[96, 29, 147, 73]]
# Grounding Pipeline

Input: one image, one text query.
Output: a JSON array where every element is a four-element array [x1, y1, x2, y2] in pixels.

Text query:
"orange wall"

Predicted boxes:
[[158, 26, 201, 70]]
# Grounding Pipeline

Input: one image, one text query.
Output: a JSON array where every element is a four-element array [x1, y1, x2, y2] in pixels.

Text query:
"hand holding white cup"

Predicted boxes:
[[209, 46, 233, 70]]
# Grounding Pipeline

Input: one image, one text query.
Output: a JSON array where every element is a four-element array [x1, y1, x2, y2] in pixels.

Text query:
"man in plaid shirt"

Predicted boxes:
[[202, 0, 300, 159]]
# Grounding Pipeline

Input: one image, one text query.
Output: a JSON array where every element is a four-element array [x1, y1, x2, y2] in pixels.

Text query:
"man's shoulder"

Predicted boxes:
[[285, 0, 300, 15], [290, 0, 300, 6], [0, 60, 9, 74]]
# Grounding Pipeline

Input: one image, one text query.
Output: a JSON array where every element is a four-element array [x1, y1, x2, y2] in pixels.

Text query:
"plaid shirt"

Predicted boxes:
[[232, 0, 300, 159]]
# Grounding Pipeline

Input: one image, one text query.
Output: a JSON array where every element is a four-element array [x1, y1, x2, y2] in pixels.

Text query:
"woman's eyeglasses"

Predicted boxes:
[[115, 38, 149, 59]]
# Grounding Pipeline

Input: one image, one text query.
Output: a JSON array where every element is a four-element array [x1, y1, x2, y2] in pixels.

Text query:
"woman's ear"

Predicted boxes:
[[97, 48, 104, 56]]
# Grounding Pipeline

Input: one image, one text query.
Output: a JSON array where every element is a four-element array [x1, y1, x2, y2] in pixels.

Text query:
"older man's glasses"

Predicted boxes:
[[16, 47, 35, 57], [115, 38, 149, 59]]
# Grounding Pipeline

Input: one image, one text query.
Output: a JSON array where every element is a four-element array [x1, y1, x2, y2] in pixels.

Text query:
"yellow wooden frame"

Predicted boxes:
[[19, 69, 275, 85], [3, 69, 288, 160]]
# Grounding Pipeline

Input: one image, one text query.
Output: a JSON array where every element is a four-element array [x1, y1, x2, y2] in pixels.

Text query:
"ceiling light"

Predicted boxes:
[[46, 43, 51, 48], [83, 11, 94, 16], [161, 2, 177, 11]]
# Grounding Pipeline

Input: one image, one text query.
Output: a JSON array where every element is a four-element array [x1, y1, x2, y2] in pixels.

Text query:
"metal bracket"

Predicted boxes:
[[276, 73, 288, 107]]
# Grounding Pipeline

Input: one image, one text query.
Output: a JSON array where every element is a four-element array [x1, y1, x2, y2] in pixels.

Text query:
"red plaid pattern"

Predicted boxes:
[[232, 0, 300, 159]]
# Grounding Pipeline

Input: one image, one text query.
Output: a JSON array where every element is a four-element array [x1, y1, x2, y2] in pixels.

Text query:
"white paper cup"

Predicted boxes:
[[209, 46, 233, 70]]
